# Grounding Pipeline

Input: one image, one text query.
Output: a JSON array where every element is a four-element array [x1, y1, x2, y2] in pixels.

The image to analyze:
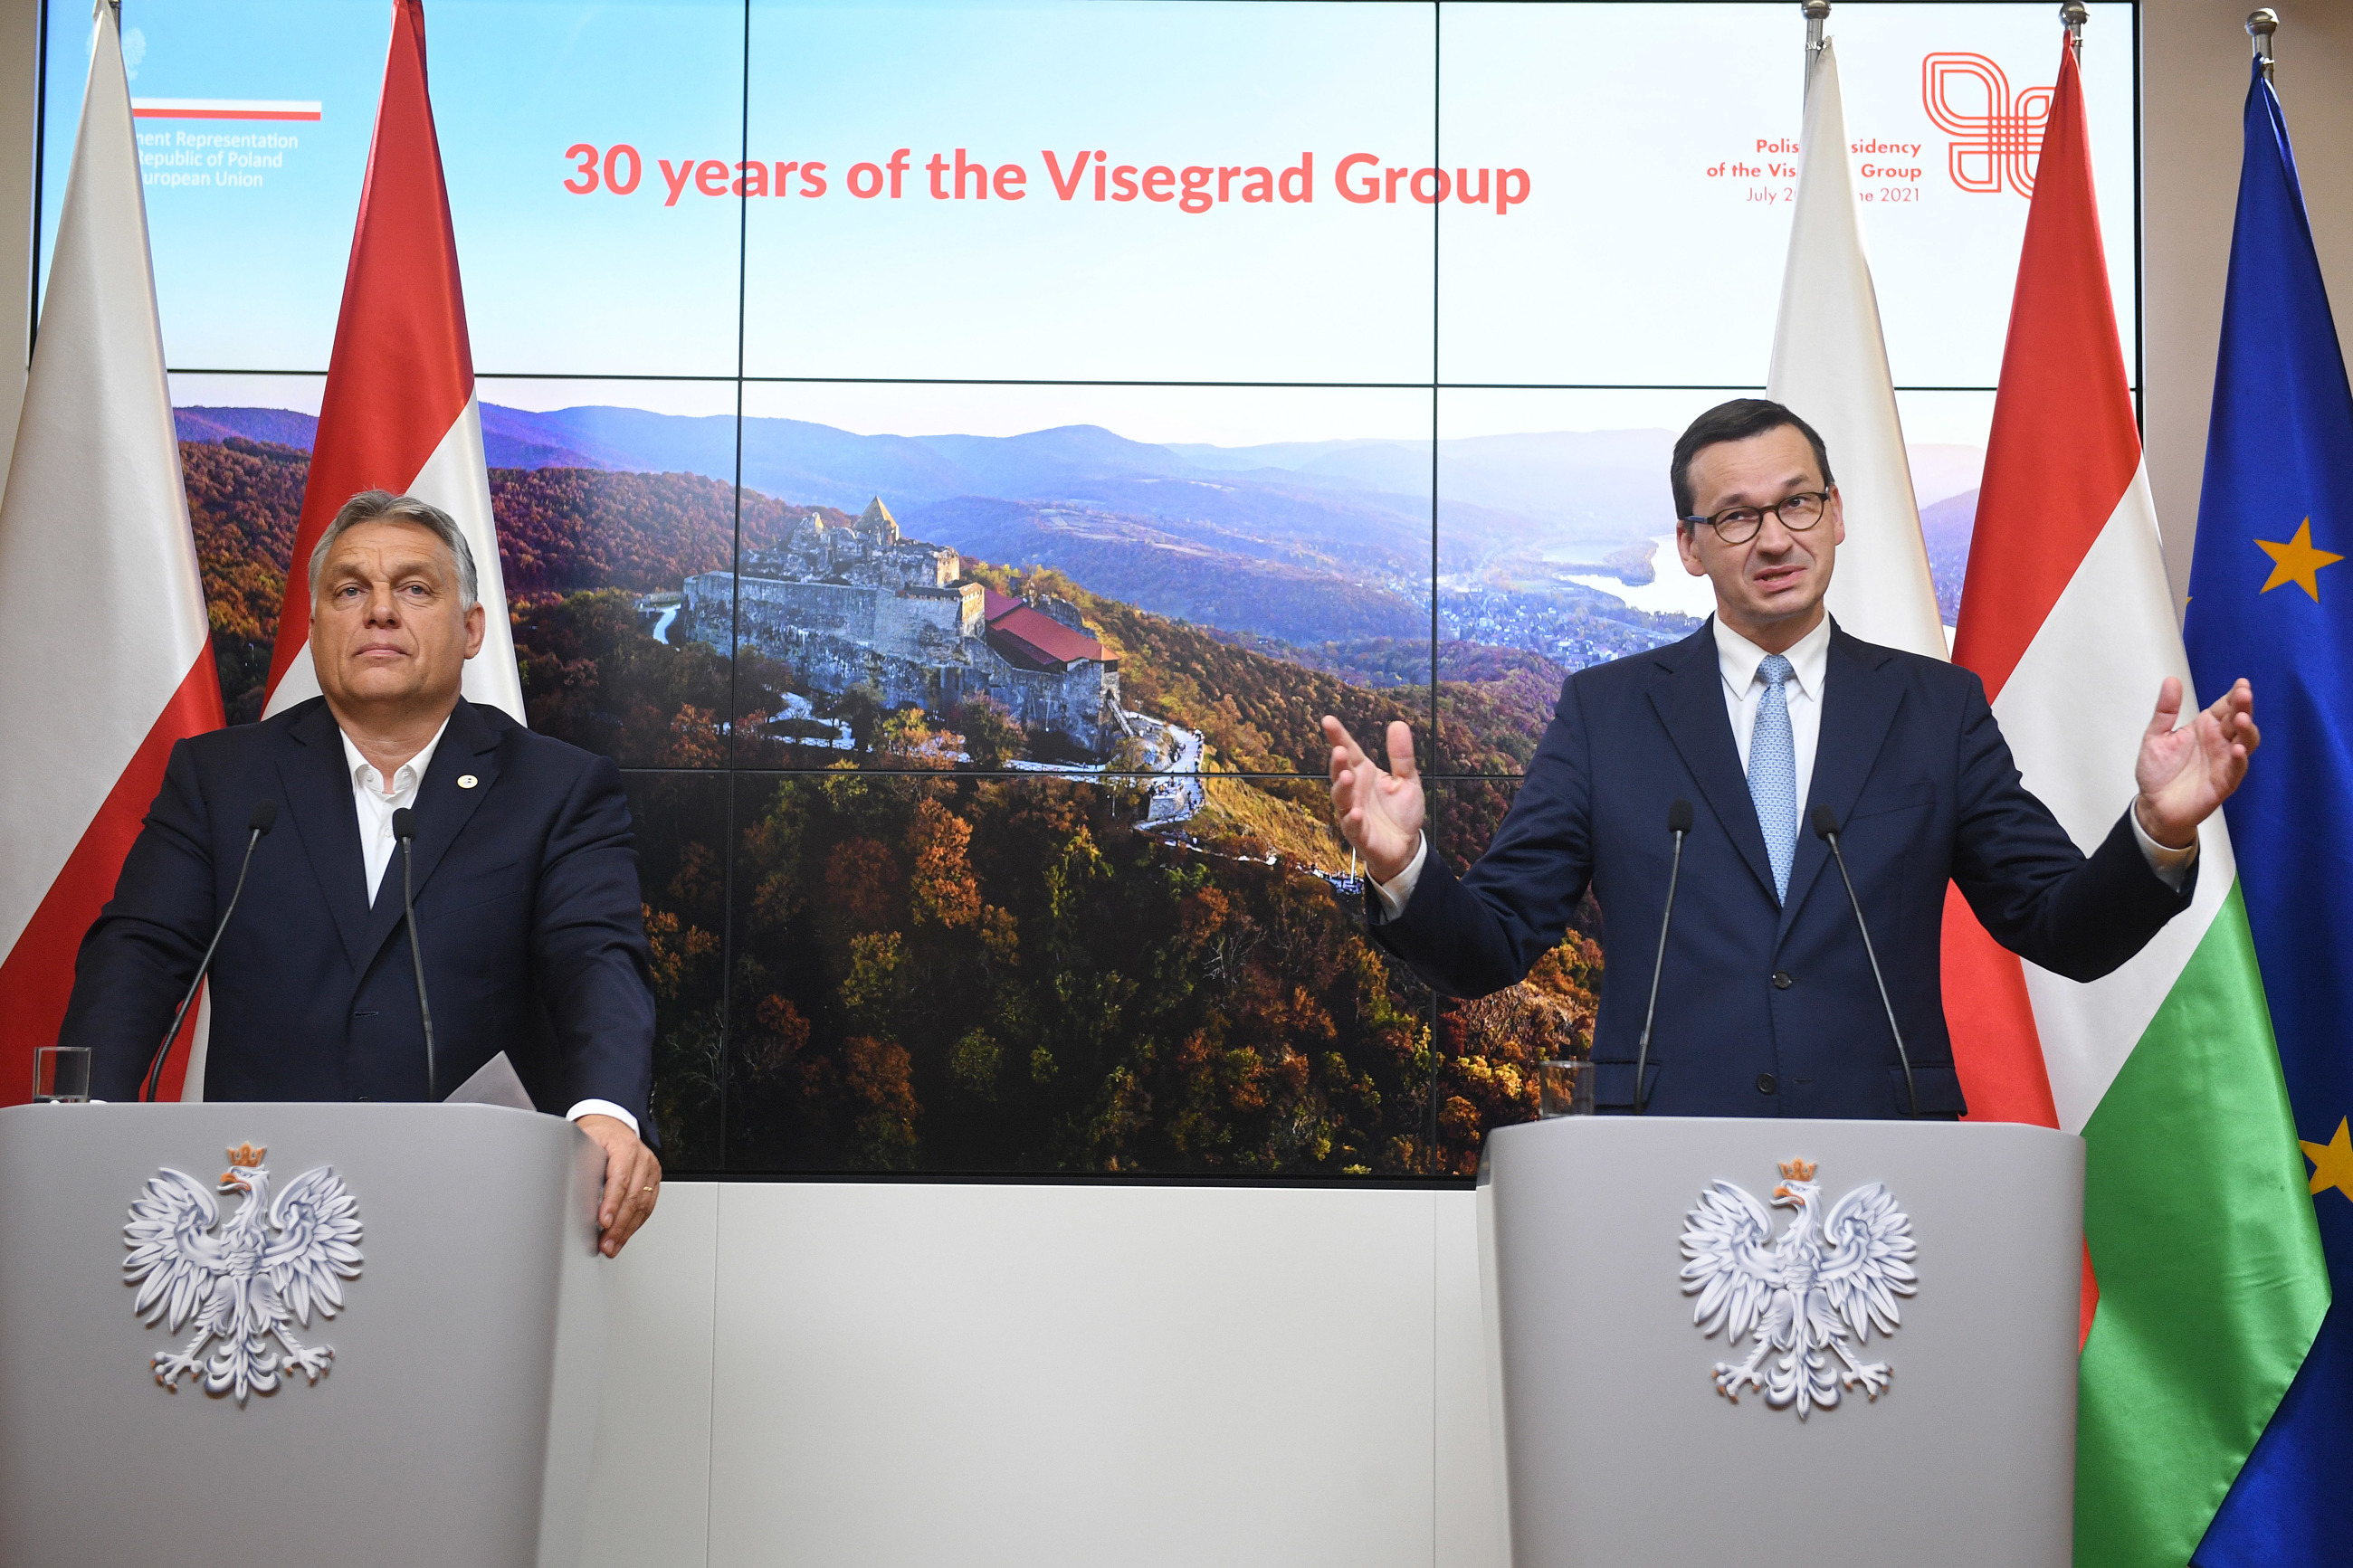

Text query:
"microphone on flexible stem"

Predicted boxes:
[[1632, 799, 1694, 1115], [390, 807, 438, 1102], [143, 800, 278, 1103], [1811, 805, 1920, 1118]]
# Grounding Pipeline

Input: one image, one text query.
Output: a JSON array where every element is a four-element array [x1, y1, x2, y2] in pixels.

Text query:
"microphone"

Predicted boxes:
[[1811, 805, 1920, 1118], [390, 807, 439, 1102], [143, 800, 278, 1103], [1632, 799, 1694, 1115]]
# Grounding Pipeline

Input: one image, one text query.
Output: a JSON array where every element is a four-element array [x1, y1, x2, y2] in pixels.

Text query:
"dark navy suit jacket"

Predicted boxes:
[[1374, 621, 2194, 1117], [62, 697, 657, 1131]]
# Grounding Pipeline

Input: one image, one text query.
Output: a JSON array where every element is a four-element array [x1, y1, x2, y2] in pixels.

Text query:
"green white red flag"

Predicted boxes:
[[1940, 37, 2327, 1567], [262, 0, 521, 721]]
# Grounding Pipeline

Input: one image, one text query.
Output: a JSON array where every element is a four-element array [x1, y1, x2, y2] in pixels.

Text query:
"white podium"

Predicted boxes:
[[1480, 1116, 2083, 1568], [0, 1103, 607, 1568]]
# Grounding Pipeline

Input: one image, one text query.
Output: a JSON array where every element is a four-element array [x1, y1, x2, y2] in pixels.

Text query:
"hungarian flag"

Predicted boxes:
[[0, 2, 224, 1102], [262, 0, 521, 720], [1766, 35, 1945, 660], [1940, 38, 2327, 1567]]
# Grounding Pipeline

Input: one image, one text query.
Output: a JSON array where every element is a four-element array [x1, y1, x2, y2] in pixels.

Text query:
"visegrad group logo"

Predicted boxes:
[[1923, 52, 2053, 197]]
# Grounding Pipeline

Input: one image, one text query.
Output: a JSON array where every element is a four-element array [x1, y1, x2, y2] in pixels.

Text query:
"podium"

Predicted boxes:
[[1479, 1116, 2082, 1567], [0, 1102, 607, 1568]]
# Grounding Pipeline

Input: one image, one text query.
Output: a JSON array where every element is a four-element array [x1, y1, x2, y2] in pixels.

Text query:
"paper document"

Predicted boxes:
[[442, 1051, 537, 1112]]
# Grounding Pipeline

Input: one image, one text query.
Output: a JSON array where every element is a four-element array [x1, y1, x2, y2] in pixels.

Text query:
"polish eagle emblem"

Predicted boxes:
[[1678, 1159, 1916, 1419], [122, 1143, 364, 1405]]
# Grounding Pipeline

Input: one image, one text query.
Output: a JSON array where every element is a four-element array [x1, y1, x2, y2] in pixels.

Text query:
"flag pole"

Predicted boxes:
[[2062, 2, 2087, 59], [1802, 2, 1828, 98], [2246, 9, 2277, 82]]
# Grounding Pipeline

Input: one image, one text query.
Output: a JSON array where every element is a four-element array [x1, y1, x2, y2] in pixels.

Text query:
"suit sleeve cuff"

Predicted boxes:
[[2127, 798, 2198, 892], [1371, 834, 1429, 923], [567, 1099, 640, 1137]]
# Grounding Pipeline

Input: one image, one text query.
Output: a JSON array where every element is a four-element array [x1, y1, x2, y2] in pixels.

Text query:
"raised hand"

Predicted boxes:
[[1322, 716, 1426, 885], [2134, 677, 2258, 850]]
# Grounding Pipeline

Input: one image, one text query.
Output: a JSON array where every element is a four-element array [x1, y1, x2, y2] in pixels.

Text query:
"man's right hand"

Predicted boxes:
[[1323, 716, 1426, 886]]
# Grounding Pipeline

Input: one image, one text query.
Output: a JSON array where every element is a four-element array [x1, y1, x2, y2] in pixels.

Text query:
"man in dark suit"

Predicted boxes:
[[1322, 400, 2260, 1117], [62, 490, 662, 1254]]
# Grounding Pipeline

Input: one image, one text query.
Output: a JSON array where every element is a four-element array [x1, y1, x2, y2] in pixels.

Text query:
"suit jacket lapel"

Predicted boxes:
[[1778, 625, 1906, 940], [1647, 622, 1777, 905], [274, 699, 372, 970], [357, 698, 504, 964]]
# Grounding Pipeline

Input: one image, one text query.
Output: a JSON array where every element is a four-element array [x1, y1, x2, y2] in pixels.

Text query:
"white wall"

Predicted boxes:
[[579, 1183, 1504, 1568]]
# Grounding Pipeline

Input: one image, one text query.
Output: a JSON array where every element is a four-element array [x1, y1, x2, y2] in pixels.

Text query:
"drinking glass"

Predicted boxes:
[[1536, 1057, 1595, 1117], [33, 1046, 91, 1104]]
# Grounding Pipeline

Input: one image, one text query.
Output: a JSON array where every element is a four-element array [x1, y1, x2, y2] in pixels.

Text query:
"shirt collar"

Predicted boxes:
[[1712, 613, 1834, 702], [340, 715, 453, 798]]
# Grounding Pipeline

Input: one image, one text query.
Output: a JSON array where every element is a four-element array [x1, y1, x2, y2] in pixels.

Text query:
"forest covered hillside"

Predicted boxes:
[[175, 440, 1590, 1173]]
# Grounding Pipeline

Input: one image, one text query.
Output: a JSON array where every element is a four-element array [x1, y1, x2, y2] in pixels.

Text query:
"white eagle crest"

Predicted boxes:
[[1679, 1158, 1916, 1420], [122, 1142, 363, 1405]]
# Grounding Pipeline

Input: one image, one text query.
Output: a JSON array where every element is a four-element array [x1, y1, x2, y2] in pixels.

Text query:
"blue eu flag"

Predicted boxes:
[[2186, 61, 2353, 1568]]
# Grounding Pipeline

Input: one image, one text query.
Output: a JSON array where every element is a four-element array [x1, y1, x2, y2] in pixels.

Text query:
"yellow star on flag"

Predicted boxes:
[[2303, 1117, 2353, 1203], [2254, 518, 2344, 600]]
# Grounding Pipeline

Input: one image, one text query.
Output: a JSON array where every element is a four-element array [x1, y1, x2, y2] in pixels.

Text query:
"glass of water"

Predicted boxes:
[[33, 1046, 91, 1104], [1536, 1057, 1595, 1117]]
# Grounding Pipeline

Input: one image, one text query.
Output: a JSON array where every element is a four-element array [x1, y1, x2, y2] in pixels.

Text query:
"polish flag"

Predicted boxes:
[[0, 4, 224, 1103], [1942, 38, 2318, 1567], [262, 0, 521, 721], [1766, 35, 1946, 660]]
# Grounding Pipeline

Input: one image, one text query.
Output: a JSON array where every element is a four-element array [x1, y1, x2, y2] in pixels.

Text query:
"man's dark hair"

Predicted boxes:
[[1671, 399, 1835, 524]]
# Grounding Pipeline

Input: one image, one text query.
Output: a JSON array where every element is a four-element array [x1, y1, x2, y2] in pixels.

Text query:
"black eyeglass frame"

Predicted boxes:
[[1680, 489, 1836, 546]]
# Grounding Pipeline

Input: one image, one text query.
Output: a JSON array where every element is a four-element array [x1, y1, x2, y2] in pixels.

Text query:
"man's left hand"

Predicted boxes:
[[2135, 677, 2259, 850], [576, 1114, 661, 1258]]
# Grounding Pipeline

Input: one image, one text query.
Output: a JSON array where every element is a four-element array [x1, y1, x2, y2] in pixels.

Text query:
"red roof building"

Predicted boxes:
[[981, 593, 1110, 671]]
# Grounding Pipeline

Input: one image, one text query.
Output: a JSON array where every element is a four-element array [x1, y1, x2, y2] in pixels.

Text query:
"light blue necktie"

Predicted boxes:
[[1748, 653, 1797, 905]]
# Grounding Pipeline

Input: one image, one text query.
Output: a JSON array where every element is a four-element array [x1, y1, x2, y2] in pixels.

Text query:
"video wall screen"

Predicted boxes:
[[40, 1, 2139, 1175]]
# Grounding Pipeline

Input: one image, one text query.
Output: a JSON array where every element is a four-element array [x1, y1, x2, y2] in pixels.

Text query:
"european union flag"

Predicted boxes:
[[2185, 60, 2353, 1568]]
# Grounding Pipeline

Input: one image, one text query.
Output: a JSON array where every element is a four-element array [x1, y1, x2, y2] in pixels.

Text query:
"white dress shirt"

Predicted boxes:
[[339, 720, 638, 1136], [1372, 614, 2194, 917], [343, 720, 448, 905]]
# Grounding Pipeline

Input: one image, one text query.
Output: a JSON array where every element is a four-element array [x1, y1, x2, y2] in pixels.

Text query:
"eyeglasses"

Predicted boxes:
[[1681, 490, 1833, 545]]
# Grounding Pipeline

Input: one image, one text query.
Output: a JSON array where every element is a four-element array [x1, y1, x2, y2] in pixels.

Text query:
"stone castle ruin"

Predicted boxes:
[[680, 498, 1129, 755]]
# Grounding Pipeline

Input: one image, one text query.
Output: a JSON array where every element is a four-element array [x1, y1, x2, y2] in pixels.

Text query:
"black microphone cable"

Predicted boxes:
[[1811, 805, 1920, 1118], [143, 799, 278, 1104], [1632, 798, 1694, 1114], [390, 807, 439, 1102]]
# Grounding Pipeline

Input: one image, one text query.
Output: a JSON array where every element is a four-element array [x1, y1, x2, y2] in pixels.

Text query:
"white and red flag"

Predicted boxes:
[[262, 0, 520, 720], [0, 2, 224, 1102], [1940, 36, 2322, 1567], [1767, 35, 1946, 660]]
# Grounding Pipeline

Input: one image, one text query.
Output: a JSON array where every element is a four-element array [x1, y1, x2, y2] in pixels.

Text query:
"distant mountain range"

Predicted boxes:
[[174, 405, 323, 450], [176, 400, 1983, 540], [172, 403, 1982, 641]]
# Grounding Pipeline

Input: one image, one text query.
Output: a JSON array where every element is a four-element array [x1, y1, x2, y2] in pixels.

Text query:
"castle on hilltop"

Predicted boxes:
[[679, 498, 1129, 756]]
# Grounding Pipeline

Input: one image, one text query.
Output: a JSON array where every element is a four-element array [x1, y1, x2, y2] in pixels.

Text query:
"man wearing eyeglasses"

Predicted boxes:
[[1321, 397, 2258, 1118]]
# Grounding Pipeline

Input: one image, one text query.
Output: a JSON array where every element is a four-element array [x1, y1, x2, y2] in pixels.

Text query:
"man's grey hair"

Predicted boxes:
[[307, 490, 481, 609]]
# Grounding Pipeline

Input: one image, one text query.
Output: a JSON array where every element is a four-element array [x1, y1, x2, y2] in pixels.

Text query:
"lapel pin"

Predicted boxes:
[[457, 774, 479, 790]]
